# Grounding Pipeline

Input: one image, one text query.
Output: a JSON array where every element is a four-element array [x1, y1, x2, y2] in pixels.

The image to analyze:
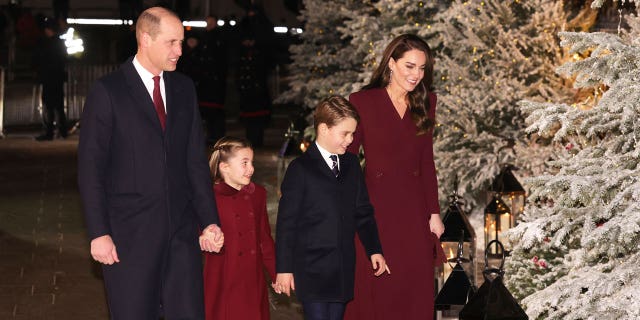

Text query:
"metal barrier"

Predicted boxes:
[[1, 62, 287, 129], [0, 64, 117, 128], [66, 64, 119, 121]]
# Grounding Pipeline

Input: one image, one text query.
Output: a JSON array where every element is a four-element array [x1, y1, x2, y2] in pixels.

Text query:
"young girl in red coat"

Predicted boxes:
[[203, 136, 276, 320]]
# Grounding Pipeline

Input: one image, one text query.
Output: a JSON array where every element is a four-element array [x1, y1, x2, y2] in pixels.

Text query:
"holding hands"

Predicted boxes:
[[273, 273, 295, 296], [200, 224, 224, 253]]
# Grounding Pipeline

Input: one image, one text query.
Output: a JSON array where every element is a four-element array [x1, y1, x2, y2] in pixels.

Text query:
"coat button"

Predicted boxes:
[[250, 249, 256, 255], [248, 211, 254, 216], [413, 170, 420, 176]]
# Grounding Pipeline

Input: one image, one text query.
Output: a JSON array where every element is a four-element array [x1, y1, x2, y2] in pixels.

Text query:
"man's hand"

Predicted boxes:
[[371, 253, 390, 276], [91, 235, 120, 265], [273, 273, 295, 296], [200, 224, 224, 253]]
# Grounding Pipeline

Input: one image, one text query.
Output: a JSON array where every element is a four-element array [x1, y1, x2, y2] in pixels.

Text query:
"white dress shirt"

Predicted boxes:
[[316, 142, 339, 171], [132, 56, 166, 112]]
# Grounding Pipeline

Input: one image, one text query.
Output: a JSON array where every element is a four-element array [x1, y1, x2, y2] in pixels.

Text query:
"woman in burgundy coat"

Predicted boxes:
[[203, 137, 276, 320], [344, 34, 446, 320]]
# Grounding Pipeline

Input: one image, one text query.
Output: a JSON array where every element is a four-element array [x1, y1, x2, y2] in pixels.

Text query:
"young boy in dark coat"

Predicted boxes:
[[274, 95, 390, 320]]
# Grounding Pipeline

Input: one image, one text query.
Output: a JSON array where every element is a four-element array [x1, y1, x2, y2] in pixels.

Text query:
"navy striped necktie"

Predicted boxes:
[[329, 155, 339, 177]]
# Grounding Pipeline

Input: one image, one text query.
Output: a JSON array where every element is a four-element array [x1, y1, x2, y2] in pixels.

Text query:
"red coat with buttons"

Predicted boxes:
[[203, 182, 276, 320]]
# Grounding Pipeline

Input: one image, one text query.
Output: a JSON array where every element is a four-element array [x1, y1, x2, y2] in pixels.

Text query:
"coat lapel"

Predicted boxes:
[[307, 143, 339, 180], [337, 153, 349, 181], [122, 59, 164, 133], [378, 88, 417, 138], [164, 72, 180, 133]]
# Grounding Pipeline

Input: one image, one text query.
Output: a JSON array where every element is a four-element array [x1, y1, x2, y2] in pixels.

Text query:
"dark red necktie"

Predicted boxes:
[[152, 76, 166, 130]]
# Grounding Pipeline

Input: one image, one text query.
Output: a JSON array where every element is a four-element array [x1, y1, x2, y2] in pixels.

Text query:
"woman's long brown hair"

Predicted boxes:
[[363, 34, 435, 135]]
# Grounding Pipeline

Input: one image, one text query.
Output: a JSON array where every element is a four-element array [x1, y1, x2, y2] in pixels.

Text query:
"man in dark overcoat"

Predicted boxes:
[[78, 7, 223, 319]]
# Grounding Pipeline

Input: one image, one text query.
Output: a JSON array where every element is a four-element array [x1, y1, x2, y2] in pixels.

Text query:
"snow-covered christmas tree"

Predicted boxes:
[[341, 0, 443, 94], [277, 0, 374, 110], [429, 0, 577, 212], [506, 2, 640, 318]]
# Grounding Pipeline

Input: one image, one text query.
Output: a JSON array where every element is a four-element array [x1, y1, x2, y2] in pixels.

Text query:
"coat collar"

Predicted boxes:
[[214, 181, 256, 196], [122, 57, 181, 133], [306, 142, 350, 180]]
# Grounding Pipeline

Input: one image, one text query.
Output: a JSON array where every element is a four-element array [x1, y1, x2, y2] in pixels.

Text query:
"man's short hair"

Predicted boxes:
[[136, 7, 180, 42]]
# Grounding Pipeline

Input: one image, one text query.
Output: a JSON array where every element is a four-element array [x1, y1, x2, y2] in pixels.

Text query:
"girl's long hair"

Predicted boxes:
[[209, 136, 252, 183], [363, 34, 435, 134]]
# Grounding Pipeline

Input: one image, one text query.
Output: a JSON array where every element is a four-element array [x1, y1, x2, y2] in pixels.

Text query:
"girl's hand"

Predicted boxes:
[[273, 273, 295, 296], [429, 213, 445, 238], [371, 254, 390, 276], [200, 224, 224, 253]]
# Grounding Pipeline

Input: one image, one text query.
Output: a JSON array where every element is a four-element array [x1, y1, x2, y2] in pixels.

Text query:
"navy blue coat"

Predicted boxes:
[[275, 143, 383, 302], [78, 58, 219, 319]]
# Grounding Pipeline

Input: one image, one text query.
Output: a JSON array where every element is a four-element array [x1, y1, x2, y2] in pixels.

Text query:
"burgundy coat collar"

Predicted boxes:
[[214, 182, 256, 196]]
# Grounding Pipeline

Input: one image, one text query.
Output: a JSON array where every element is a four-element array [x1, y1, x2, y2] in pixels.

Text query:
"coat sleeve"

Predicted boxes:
[[257, 188, 276, 280], [275, 159, 305, 273], [185, 81, 220, 228], [77, 81, 113, 240], [353, 156, 383, 257], [422, 93, 441, 215]]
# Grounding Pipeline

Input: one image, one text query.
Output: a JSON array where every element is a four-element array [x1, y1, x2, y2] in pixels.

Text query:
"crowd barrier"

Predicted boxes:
[[0, 64, 118, 131]]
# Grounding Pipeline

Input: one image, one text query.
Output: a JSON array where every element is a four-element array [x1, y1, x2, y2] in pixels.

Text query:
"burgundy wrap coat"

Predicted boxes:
[[345, 88, 444, 319]]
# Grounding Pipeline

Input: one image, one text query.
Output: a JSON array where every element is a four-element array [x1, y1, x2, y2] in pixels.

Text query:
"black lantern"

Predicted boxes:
[[439, 193, 476, 282], [435, 233, 476, 314], [490, 165, 526, 218], [459, 240, 528, 320], [484, 196, 511, 257], [484, 166, 525, 256], [435, 193, 477, 319]]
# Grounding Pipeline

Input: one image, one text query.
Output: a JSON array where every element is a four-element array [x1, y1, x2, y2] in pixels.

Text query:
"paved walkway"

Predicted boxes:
[[0, 121, 303, 319]]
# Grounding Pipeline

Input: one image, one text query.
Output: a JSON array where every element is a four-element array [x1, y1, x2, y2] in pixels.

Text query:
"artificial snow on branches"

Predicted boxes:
[[507, 4, 640, 318]]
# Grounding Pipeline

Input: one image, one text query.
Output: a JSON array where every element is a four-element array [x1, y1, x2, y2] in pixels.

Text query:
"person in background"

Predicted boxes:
[[235, 5, 274, 148], [34, 17, 67, 141], [275, 95, 389, 320], [78, 7, 223, 318], [203, 136, 276, 320], [198, 15, 228, 145]]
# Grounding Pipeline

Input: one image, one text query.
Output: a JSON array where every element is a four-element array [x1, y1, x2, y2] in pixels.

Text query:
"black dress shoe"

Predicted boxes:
[[35, 134, 53, 141]]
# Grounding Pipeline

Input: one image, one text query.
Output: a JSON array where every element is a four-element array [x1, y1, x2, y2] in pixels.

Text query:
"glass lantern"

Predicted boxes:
[[439, 194, 476, 282], [484, 196, 512, 257], [485, 165, 526, 256], [490, 165, 526, 219]]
